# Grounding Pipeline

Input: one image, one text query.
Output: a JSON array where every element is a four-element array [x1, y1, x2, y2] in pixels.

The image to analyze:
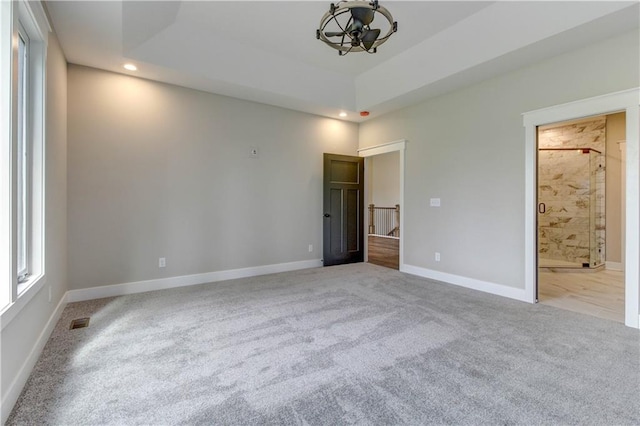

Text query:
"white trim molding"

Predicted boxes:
[[67, 259, 323, 303], [357, 139, 407, 157], [401, 264, 529, 303], [523, 88, 640, 328], [359, 139, 407, 269], [17, 0, 50, 44], [0, 275, 47, 330]]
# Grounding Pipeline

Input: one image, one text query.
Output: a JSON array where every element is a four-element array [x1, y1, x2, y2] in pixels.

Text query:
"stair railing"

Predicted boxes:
[[368, 204, 400, 238]]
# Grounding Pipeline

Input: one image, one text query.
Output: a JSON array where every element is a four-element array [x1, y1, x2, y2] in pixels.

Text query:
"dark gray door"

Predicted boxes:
[[323, 153, 364, 266]]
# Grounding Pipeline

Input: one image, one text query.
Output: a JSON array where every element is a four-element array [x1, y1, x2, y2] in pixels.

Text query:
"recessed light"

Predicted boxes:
[[123, 63, 137, 71], [339, 112, 347, 117]]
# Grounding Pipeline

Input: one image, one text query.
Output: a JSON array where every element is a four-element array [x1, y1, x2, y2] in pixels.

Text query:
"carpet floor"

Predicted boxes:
[[7, 263, 640, 425]]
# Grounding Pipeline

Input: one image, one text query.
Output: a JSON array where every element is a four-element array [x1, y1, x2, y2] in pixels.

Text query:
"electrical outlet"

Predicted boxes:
[[159, 257, 166, 268], [430, 198, 441, 207], [435, 252, 441, 262], [308, 244, 313, 252]]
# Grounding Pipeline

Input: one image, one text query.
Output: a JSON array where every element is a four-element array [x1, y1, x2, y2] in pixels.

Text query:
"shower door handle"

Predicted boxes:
[[538, 203, 546, 214]]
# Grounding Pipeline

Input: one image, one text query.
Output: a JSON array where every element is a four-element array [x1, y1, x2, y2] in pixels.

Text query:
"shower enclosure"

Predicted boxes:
[[538, 148, 605, 268]]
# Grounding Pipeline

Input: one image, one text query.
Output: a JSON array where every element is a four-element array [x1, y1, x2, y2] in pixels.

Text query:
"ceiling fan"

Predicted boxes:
[[316, 0, 398, 56]]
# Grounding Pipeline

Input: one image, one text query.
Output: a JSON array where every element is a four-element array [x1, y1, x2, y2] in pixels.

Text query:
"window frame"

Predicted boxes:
[[16, 23, 30, 283], [0, 0, 50, 327]]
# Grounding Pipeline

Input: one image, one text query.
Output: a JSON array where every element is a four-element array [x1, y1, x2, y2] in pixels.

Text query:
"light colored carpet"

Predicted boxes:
[[7, 263, 640, 425]]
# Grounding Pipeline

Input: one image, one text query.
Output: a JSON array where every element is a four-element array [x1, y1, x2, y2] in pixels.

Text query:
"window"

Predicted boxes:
[[0, 0, 49, 318], [17, 27, 29, 283]]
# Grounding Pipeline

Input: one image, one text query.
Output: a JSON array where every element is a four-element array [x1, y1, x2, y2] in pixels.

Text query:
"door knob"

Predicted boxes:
[[324, 213, 331, 218]]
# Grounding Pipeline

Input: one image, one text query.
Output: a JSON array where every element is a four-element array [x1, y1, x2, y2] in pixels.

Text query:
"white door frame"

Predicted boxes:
[[523, 88, 640, 328], [358, 139, 407, 268]]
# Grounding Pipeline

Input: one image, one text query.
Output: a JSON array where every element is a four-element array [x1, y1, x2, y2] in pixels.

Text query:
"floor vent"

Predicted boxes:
[[70, 317, 90, 330]]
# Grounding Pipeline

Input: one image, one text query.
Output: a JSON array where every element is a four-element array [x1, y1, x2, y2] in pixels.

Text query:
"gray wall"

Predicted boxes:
[[370, 152, 400, 207], [359, 30, 639, 288], [605, 112, 625, 264], [67, 65, 359, 290], [1, 33, 68, 406]]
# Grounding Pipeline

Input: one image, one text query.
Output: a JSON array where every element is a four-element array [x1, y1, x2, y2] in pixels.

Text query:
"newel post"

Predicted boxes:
[[368, 204, 375, 234]]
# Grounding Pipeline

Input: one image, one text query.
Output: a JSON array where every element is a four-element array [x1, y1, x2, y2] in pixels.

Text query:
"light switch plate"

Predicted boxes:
[[430, 198, 441, 207]]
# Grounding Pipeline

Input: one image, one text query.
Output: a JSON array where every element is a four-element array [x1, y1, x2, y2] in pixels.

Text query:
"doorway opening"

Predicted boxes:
[[523, 89, 639, 328], [366, 151, 400, 269], [536, 113, 626, 323], [357, 139, 407, 271]]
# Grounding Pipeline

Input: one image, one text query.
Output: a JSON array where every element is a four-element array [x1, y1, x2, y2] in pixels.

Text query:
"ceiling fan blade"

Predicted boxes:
[[324, 31, 346, 37], [361, 28, 381, 51], [351, 7, 374, 26]]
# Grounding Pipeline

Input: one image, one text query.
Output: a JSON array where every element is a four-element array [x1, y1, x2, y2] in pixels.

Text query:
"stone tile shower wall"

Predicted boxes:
[[538, 117, 606, 268]]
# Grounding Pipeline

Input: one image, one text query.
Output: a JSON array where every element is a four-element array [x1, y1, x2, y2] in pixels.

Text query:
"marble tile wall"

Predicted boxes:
[[538, 117, 606, 268]]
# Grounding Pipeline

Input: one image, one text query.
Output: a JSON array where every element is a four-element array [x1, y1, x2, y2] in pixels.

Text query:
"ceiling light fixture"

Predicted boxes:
[[316, 0, 397, 56], [123, 63, 137, 71], [339, 112, 348, 117]]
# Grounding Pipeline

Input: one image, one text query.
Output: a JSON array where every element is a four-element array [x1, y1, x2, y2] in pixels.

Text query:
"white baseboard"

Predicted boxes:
[[67, 259, 323, 303], [605, 261, 624, 271], [1, 292, 67, 424], [400, 264, 529, 303]]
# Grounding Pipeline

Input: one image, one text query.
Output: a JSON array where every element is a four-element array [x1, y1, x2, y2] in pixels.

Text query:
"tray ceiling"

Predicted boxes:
[[47, 1, 639, 121]]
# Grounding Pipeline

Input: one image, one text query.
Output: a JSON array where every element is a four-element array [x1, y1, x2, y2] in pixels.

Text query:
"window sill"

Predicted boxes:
[[0, 273, 46, 331]]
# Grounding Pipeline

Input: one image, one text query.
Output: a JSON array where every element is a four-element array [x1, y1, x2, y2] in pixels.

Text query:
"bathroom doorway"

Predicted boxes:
[[536, 113, 626, 322]]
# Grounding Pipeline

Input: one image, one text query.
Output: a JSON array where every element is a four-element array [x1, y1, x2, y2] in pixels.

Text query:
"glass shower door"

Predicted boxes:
[[538, 149, 592, 268]]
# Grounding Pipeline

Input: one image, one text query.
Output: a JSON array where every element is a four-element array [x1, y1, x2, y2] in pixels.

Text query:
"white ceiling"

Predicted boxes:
[[47, 1, 639, 122]]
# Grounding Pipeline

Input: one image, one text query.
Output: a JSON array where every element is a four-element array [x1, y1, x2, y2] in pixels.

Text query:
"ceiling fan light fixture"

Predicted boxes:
[[316, 0, 397, 56]]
